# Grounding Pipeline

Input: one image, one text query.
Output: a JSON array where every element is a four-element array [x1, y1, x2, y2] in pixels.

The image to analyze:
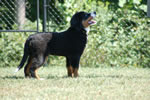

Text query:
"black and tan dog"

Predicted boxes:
[[15, 11, 96, 79]]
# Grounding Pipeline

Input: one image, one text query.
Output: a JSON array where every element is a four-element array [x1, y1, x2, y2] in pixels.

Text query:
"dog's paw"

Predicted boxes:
[[39, 78, 45, 80]]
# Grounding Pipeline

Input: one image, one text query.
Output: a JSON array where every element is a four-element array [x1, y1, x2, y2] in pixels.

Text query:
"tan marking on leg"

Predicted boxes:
[[35, 68, 40, 80], [67, 66, 73, 77], [25, 58, 32, 78], [73, 68, 78, 77]]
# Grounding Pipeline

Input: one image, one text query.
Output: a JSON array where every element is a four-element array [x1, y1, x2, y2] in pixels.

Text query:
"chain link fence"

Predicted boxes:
[[45, 0, 66, 32], [0, 0, 40, 32], [0, 0, 66, 32]]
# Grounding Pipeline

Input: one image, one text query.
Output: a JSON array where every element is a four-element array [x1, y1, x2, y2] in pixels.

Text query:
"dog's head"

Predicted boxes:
[[70, 11, 96, 31]]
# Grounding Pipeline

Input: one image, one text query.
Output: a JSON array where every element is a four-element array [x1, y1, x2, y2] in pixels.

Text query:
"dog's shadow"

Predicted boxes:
[[1, 75, 66, 80], [1, 74, 148, 80], [47, 75, 69, 79], [81, 74, 149, 80], [1, 76, 24, 80]]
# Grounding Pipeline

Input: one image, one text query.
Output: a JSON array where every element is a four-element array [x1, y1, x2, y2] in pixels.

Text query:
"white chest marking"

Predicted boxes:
[[84, 27, 90, 34]]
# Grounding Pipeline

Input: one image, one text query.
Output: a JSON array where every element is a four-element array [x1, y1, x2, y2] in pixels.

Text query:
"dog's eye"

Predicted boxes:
[[84, 14, 90, 19], [85, 14, 90, 17]]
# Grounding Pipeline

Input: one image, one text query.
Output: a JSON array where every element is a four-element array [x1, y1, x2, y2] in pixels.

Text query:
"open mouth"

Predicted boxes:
[[88, 20, 96, 25], [88, 17, 96, 25], [88, 12, 96, 25]]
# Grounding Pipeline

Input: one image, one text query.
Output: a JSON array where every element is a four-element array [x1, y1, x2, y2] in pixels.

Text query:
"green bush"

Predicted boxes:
[[0, 32, 28, 67], [81, 8, 150, 68]]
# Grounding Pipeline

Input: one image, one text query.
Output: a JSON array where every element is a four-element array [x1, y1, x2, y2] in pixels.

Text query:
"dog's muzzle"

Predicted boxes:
[[88, 12, 96, 25], [91, 12, 96, 18]]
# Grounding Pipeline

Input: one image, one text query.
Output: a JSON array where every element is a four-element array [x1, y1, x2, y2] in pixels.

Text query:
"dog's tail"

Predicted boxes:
[[15, 39, 30, 73]]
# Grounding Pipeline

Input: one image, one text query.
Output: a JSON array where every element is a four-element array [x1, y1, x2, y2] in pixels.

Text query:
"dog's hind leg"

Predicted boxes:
[[29, 55, 46, 80], [24, 57, 32, 78]]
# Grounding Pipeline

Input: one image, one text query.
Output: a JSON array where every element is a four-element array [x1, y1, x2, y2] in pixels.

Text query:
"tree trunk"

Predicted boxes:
[[16, 0, 26, 30], [148, 0, 150, 17]]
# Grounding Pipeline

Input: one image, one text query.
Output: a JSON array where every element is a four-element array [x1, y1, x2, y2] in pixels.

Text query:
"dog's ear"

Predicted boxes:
[[70, 12, 84, 31], [70, 13, 80, 27]]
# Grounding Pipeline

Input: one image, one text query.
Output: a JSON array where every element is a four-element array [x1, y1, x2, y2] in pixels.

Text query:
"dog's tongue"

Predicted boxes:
[[88, 20, 96, 25]]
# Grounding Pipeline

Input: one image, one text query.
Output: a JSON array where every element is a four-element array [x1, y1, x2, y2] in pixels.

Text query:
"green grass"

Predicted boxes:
[[0, 66, 150, 100]]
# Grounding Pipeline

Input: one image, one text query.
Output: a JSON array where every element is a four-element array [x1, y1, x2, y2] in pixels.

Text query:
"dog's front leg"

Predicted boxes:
[[66, 57, 73, 77], [70, 56, 80, 77]]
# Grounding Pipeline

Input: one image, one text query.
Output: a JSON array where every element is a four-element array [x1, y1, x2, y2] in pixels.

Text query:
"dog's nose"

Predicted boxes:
[[91, 12, 96, 17]]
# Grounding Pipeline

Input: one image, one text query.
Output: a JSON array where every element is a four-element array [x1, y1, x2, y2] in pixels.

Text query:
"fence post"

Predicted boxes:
[[37, 0, 39, 32], [16, 0, 25, 30], [43, 0, 47, 32], [148, 0, 150, 17]]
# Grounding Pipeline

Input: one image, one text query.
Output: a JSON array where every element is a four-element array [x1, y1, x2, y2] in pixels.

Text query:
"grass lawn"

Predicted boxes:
[[0, 66, 150, 100]]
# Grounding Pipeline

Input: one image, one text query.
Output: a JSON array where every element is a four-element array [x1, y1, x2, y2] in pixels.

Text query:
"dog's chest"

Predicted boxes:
[[84, 27, 90, 34]]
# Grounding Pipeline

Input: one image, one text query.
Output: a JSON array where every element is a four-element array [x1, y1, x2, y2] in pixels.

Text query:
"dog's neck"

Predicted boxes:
[[84, 27, 90, 34]]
